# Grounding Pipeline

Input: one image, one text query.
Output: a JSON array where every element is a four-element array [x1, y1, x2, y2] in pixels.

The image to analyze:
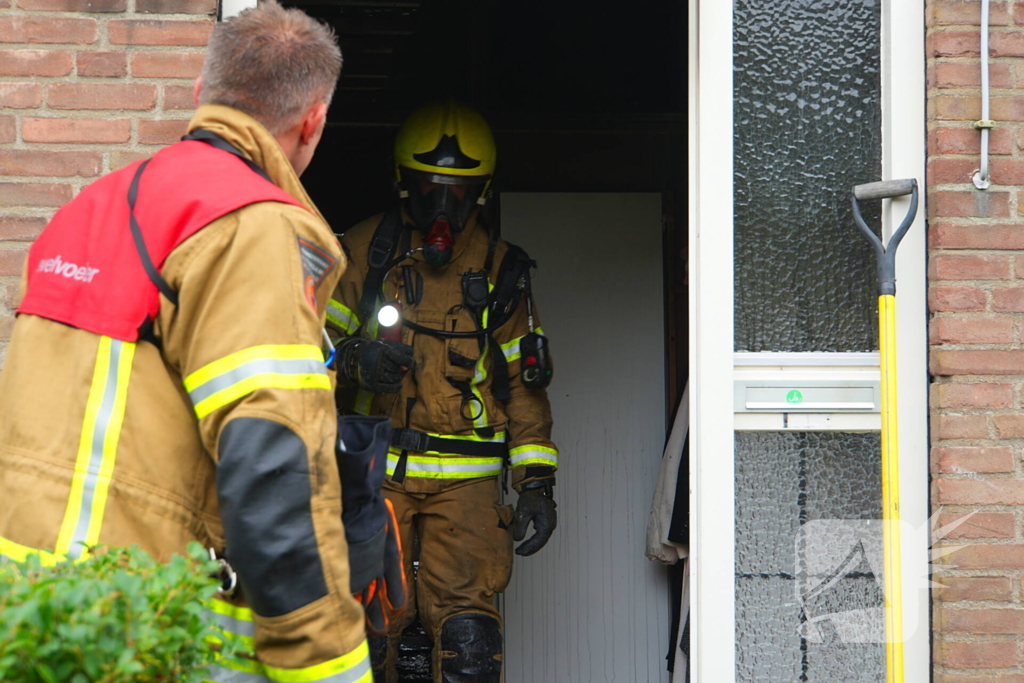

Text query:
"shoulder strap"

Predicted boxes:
[[128, 160, 179, 307], [358, 206, 403, 323]]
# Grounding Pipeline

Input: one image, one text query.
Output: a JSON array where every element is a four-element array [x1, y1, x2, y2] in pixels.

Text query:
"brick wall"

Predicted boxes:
[[929, 0, 1024, 679], [0, 0, 213, 365]]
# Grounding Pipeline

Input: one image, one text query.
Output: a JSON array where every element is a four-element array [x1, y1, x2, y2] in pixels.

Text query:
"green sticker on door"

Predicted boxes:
[[786, 389, 803, 404]]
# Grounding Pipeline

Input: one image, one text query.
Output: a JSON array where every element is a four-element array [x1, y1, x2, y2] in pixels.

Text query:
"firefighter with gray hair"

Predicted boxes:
[[0, 2, 398, 681]]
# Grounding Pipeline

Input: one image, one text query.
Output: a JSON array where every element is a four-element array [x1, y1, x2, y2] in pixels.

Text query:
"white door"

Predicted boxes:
[[500, 193, 670, 683], [691, 1, 928, 681]]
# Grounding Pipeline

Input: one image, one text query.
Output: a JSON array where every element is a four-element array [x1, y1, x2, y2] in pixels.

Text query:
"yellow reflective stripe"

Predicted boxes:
[[508, 444, 559, 468], [326, 299, 360, 335], [262, 640, 373, 683], [0, 537, 60, 565], [386, 454, 503, 479], [500, 328, 544, 363], [55, 337, 135, 559], [185, 345, 330, 419]]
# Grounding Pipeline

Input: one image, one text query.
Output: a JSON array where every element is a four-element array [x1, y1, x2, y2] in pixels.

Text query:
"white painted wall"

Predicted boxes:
[[499, 193, 671, 683]]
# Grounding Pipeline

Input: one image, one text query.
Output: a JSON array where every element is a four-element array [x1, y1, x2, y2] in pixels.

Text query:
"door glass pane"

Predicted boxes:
[[735, 432, 885, 682], [734, 0, 882, 352]]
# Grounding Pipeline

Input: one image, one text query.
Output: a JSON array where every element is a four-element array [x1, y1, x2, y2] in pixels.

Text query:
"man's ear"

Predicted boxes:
[[299, 102, 328, 145], [193, 76, 203, 107]]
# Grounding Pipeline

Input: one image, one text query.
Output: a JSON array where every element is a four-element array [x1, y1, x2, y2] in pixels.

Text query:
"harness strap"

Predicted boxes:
[[390, 428, 508, 459], [391, 397, 416, 483], [358, 207, 403, 325], [128, 159, 179, 307]]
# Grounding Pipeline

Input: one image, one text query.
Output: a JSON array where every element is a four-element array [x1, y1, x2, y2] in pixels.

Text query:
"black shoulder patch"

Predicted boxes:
[[217, 417, 328, 617]]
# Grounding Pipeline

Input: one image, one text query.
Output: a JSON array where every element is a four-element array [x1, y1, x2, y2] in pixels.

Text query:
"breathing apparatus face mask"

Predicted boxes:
[[400, 168, 487, 267]]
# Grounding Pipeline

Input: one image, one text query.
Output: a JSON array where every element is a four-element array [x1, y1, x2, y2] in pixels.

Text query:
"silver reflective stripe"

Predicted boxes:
[[326, 303, 356, 332], [502, 341, 521, 360], [508, 449, 558, 467], [67, 339, 124, 560], [207, 610, 256, 638], [386, 456, 503, 476], [205, 666, 270, 683], [189, 358, 327, 405]]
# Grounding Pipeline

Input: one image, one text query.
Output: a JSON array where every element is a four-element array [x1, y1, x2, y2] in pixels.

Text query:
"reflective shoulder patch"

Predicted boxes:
[[217, 417, 328, 618], [297, 238, 339, 311]]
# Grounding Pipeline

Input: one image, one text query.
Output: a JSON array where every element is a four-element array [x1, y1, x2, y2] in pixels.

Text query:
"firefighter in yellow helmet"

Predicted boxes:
[[327, 100, 559, 682]]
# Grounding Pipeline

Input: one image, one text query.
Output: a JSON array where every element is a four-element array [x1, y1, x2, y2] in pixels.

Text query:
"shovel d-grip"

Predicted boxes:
[[851, 179, 919, 295]]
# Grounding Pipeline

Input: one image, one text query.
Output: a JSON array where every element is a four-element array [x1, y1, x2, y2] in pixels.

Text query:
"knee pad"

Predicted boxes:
[[439, 613, 502, 683]]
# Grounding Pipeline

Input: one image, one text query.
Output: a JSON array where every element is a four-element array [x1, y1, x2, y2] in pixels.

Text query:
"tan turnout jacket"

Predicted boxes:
[[328, 214, 559, 494], [0, 106, 369, 681]]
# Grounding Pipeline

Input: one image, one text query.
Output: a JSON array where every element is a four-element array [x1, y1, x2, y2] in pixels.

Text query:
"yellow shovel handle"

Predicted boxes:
[[879, 293, 904, 683]]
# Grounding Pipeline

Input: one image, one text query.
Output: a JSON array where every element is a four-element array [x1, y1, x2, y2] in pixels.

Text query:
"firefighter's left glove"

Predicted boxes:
[[513, 479, 557, 556], [337, 337, 415, 394], [336, 415, 408, 636]]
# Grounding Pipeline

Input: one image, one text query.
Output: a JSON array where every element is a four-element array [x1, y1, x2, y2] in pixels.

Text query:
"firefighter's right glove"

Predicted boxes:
[[513, 479, 557, 556], [336, 415, 408, 636], [337, 337, 414, 394]]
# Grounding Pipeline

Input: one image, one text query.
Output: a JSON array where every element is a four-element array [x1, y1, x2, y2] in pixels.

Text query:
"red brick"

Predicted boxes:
[[990, 158, 1024, 185], [108, 20, 212, 46], [932, 446, 1016, 474], [0, 217, 47, 242], [0, 314, 13, 343], [0, 251, 28, 278], [930, 286, 987, 312], [1016, 3, 1024, 24], [933, 414, 990, 439], [992, 32, 1024, 57], [939, 640, 1018, 668], [929, 158, 981, 186], [930, 191, 1010, 218], [934, 676, 991, 683], [998, 676, 1024, 683], [48, 83, 156, 111], [1016, 255, 1024, 275], [110, 151, 151, 171], [938, 576, 1013, 602], [0, 117, 13, 144], [162, 84, 195, 111], [77, 51, 127, 78], [136, 0, 215, 13], [933, 61, 1013, 89], [930, 31, 982, 57], [930, 223, 1024, 249], [0, 0, 9, 7], [3, 281, 21, 309], [930, 318, 1014, 344], [931, 94, 983, 120], [0, 151, 101, 178], [943, 608, 1024, 633], [0, 50, 72, 77], [932, 382, 1013, 408], [991, 96, 1024, 121], [18, 0, 125, 9], [931, 254, 1011, 280], [0, 83, 42, 109], [993, 287, 1024, 312], [995, 413, 1024, 437], [0, 183, 73, 208], [0, 17, 97, 44], [138, 118, 189, 145], [933, 349, 1024, 374], [930, 127, 1014, 155], [22, 118, 130, 144], [930, 1, 1010, 26], [132, 52, 204, 79], [937, 512, 1016, 539]]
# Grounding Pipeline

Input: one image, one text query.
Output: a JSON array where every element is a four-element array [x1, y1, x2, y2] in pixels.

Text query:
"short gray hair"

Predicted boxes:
[[200, 0, 342, 135]]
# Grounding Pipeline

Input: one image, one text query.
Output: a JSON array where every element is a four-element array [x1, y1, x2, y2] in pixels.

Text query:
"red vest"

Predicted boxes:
[[18, 140, 305, 342]]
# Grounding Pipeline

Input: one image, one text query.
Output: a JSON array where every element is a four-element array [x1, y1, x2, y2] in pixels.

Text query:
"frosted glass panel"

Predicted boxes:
[[734, 0, 882, 352], [735, 432, 885, 682]]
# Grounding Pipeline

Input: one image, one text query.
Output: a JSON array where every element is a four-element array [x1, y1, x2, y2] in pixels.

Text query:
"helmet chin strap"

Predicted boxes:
[[423, 217, 454, 267]]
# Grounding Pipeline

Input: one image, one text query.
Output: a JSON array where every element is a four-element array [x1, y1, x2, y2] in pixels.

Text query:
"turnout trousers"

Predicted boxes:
[[376, 477, 514, 682]]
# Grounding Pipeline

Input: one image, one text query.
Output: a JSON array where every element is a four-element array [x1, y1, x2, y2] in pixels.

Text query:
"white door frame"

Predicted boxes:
[[688, 1, 928, 680]]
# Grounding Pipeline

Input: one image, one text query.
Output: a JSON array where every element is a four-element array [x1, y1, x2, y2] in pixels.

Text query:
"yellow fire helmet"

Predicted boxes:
[[393, 100, 497, 197]]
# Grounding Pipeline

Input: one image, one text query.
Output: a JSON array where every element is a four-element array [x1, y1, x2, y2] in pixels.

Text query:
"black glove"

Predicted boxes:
[[337, 337, 414, 394], [512, 479, 557, 556], [336, 415, 408, 636]]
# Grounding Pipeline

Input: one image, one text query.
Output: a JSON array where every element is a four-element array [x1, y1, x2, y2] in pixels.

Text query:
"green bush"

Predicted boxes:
[[0, 542, 242, 683]]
